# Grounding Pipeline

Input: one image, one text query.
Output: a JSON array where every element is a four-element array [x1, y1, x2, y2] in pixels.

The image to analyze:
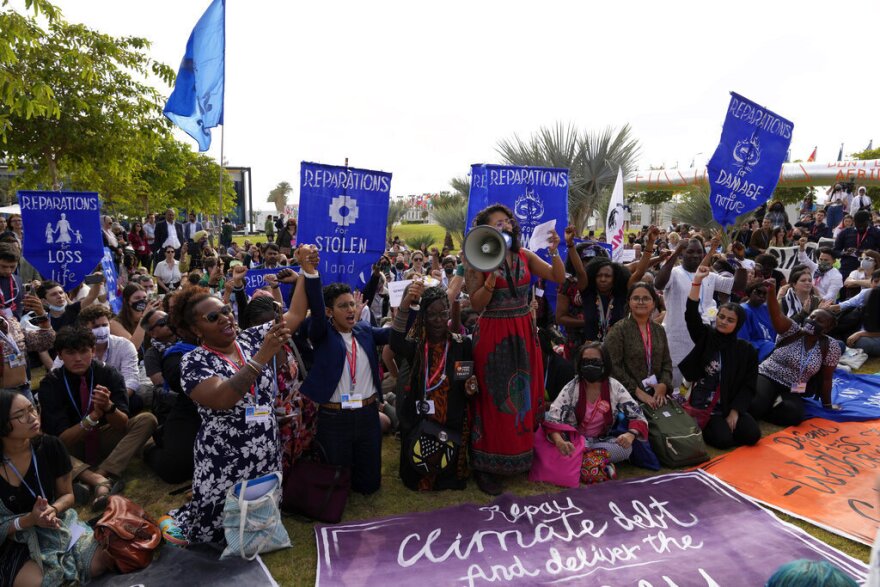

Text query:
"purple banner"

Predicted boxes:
[[316, 472, 866, 586]]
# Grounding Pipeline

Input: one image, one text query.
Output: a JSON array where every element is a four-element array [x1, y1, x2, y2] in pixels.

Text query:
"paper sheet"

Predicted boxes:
[[388, 279, 413, 308], [527, 219, 556, 251]]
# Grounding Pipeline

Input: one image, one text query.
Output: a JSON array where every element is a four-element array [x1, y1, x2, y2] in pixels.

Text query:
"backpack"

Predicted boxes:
[[641, 400, 709, 468]]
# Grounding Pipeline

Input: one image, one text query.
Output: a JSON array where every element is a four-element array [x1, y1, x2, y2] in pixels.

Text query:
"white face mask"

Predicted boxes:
[[92, 325, 110, 344]]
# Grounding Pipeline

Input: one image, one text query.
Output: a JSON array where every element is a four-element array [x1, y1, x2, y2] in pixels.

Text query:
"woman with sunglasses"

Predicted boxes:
[[603, 282, 673, 409], [0, 390, 115, 585], [158, 259, 309, 546], [154, 247, 182, 294], [403, 253, 426, 280]]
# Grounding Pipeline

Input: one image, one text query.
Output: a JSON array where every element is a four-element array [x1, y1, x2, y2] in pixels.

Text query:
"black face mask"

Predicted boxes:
[[132, 299, 148, 312], [395, 263, 405, 271], [444, 267, 454, 276], [578, 359, 604, 382], [802, 318, 823, 337]]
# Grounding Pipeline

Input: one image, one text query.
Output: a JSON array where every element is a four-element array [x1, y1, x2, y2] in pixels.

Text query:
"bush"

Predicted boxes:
[[405, 234, 435, 251]]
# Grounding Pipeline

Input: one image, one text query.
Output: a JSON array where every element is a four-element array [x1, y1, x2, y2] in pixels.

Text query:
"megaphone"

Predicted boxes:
[[463, 225, 511, 272]]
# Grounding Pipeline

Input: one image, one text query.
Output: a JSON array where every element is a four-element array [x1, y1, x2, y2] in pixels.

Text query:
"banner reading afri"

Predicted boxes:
[[19, 191, 103, 289], [298, 162, 391, 288], [707, 92, 793, 226]]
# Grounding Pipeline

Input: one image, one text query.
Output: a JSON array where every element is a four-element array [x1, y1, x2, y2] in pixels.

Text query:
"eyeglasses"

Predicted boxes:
[[149, 318, 168, 331], [10, 404, 39, 424], [630, 296, 653, 304], [202, 305, 233, 323], [412, 257, 424, 262], [165, 250, 175, 254]]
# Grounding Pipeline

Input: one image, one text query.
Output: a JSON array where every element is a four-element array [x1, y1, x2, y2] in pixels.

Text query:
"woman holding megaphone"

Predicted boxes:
[[464, 204, 565, 495]]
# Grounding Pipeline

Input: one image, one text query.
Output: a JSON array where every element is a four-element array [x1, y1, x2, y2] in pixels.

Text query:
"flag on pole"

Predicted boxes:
[[838, 143, 844, 162], [785, 148, 791, 163], [606, 167, 626, 262], [807, 146, 817, 162], [164, 0, 225, 152]]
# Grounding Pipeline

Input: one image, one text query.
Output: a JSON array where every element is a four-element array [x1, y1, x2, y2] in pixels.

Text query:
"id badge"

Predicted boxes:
[[245, 405, 272, 424], [341, 394, 363, 410], [7, 352, 26, 368], [790, 381, 807, 394], [641, 374, 658, 389], [0, 308, 11, 319], [425, 400, 435, 415], [454, 361, 474, 380]]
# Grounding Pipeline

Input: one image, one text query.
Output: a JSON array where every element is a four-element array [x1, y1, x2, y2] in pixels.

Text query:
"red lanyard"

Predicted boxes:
[[345, 336, 357, 390], [202, 342, 255, 398], [424, 340, 449, 394], [638, 323, 652, 374], [855, 229, 869, 249], [0, 276, 16, 311]]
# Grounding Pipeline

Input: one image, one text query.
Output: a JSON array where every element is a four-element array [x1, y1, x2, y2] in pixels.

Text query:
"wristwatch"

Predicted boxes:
[[104, 403, 117, 415]]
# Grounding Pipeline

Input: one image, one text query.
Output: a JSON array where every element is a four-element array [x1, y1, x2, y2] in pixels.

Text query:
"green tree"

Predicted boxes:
[[267, 181, 292, 213], [631, 190, 673, 226], [0, 10, 175, 195], [496, 122, 640, 232], [432, 189, 467, 248], [449, 176, 470, 200], [387, 198, 408, 242], [769, 185, 815, 206]]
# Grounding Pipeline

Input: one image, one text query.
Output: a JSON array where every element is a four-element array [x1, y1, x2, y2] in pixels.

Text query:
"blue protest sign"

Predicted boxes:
[[707, 92, 793, 226], [243, 267, 295, 309], [19, 191, 103, 289], [100, 247, 122, 314], [466, 165, 569, 309], [298, 162, 391, 289]]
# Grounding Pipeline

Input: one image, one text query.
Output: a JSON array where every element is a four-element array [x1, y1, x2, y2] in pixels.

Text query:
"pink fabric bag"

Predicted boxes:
[[529, 421, 585, 488]]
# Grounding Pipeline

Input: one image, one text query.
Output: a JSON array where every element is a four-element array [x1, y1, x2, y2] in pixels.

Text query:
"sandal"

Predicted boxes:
[[90, 478, 125, 512]]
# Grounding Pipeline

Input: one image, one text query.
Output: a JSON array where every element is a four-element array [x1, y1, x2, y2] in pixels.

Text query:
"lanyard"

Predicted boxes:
[[3, 448, 46, 499], [855, 229, 869, 249], [797, 339, 818, 383], [423, 340, 449, 396], [201, 342, 255, 399], [0, 276, 16, 311], [596, 295, 614, 340], [638, 322, 653, 374], [345, 335, 357, 391], [63, 367, 94, 418]]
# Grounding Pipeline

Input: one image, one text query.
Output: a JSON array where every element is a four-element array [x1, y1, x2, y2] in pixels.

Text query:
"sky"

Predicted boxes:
[[44, 0, 880, 210]]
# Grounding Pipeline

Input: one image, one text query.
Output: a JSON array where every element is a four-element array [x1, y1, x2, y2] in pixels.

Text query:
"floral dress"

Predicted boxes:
[[272, 345, 318, 478], [170, 323, 280, 544]]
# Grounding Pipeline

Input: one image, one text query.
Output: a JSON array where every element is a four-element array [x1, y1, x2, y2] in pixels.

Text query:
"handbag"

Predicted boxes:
[[580, 448, 616, 485], [529, 421, 585, 488], [406, 418, 461, 476], [221, 471, 291, 560], [281, 442, 351, 524], [93, 495, 162, 573]]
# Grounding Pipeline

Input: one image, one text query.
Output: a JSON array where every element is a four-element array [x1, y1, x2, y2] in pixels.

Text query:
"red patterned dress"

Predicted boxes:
[[471, 249, 545, 475]]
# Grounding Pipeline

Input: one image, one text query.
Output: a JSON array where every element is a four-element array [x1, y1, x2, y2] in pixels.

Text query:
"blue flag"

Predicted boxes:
[[100, 248, 122, 314], [802, 369, 880, 422], [466, 164, 569, 310], [242, 267, 295, 309], [19, 191, 103, 290], [164, 0, 225, 152], [298, 162, 392, 289], [707, 92, 793, 226]]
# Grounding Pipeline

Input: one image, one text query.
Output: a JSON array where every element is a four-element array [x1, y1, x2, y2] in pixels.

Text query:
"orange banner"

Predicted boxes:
[[700, 419, 880, 545]]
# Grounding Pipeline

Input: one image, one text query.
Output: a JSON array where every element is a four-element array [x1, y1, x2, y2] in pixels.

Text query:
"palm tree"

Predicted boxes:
[[496, 122, 640, 233], [673, 184, 751, 245], [432, 194, 467, 249], [267, 181, 292, 214], [387, 198, 408, 242]]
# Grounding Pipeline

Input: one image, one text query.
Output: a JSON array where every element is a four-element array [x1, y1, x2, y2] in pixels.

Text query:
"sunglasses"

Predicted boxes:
[[165, 250, 175, 254], [149, 318, 168, 330], [202, 305, 233, 323]]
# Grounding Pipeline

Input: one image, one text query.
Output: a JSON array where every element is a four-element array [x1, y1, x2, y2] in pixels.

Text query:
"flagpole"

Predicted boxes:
[[218, 126, 224, 228]]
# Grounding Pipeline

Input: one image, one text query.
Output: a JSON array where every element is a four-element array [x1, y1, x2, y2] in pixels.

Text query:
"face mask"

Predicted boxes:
[[579, 360, 604, 382], [91, 325, 110, 344], [444, 267, 454, 276], [501, 231, 515, 249], [818, 262, 832, 272], [802, 318, 823, 337], [861, 259, 874, 270], [395, 263, 405, 271], [48, 302, 67, 312], [132, 299, 148, 312]]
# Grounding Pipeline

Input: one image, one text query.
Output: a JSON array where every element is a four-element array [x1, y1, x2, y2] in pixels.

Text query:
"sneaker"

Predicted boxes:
[[158, 515, 189, 547]]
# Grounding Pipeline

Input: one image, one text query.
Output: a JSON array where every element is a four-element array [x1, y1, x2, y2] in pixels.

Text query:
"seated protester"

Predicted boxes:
[[38, 278, 102, 334], [803, 209, 833, 242], [754, 253, 787, 290], [834, 209, 880, 281], [158, 267, 307, 545], [299, 248, 390, 496], [154, 247, 182, 294], [750, 279, 842, 426], [797, 245, 843, 302], [38, 327, 157, 510], [546, 342, 648, 464], [681, 267, 761, 448], [241, 295, 316, 480], [738, 281, 776, 362], [748, 217, 773, 256], [779, 268, 821, 323], [0, 243, 24, 320], [390, 282, 477, 491], [0, 390, 115, 586], [52, 306, 141, 413], [844, 274, 880, 356], [603, 282, 673, 409], [142, 301, 201, 485], [141, 309, 175, 388], [842, 249, 880, 297], [766, 559, 860, 587], [109, 283, 159, 350], [0, 295, 54, 403]]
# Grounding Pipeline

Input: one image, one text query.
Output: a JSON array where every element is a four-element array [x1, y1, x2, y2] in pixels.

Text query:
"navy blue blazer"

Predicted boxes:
[[300, 275, 389, 404]]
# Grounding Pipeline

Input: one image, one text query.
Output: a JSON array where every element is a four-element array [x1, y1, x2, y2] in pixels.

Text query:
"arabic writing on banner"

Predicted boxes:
[[242, 267, 295, 309], [19, 191, 103, 289], [315, 471, 866, 586], [100, 248, 122, 314], [707, 93, 793, 226], [701, 418, 880, 545], [297, 162, 391, 289]]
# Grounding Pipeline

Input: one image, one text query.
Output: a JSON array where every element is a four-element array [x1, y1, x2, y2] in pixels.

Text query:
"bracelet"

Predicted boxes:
[[549, 250, 560, 258], [232, 285, 245, 292], [244, 361, 262, 376], [691, 282, 701, 287], [13, 516, 24, 531], [270, 284, 280, 289], [84, 414, 98, 427]]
